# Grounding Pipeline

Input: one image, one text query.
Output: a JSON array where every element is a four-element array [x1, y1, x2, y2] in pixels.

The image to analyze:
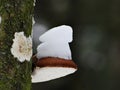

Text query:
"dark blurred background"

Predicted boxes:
[[32, 0, 120, 90]]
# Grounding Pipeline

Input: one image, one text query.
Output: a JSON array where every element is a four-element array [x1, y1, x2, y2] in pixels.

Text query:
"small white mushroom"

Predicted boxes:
[[11, 32, 32, 62], [32, 25, 77, 83]]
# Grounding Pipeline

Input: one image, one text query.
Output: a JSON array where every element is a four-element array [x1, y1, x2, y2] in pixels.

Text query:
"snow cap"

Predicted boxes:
[[37, 42, 72, 60], [39, 25, 73, 43], [36, 25, 73, 60]]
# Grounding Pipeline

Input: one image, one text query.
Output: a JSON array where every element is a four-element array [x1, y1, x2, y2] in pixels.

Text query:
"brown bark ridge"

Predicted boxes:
[[0, 0, 34, 90]]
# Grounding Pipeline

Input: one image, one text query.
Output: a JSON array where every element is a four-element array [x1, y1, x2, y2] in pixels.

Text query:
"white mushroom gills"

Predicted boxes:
[[32, 67, 77, 83]]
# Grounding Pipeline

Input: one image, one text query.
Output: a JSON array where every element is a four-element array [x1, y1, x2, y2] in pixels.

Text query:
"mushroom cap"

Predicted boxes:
[[32, 57, 77, 83], [39, 25, 73, 43]]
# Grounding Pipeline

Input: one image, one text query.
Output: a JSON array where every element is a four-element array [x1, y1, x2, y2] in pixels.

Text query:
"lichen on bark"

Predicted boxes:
[[0, 0, 34, 90]]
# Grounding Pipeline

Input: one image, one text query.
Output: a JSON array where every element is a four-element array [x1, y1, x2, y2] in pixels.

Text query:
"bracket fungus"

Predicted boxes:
[[32, 25, 77, 83]]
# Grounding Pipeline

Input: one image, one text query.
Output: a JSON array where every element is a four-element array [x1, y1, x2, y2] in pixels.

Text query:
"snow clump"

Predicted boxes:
[[37, 25, 73, 60]]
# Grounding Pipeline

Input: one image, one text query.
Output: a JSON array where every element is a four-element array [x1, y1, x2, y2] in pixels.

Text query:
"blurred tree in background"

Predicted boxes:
[[32, 0, 120, 90]]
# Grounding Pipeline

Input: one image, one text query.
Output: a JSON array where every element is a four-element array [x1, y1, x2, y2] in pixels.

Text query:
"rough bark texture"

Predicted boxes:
[[0, 0, 33, 90]]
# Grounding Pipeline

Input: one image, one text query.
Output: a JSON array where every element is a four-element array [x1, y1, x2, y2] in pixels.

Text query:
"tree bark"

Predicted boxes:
[[0, 0, 34, 90]]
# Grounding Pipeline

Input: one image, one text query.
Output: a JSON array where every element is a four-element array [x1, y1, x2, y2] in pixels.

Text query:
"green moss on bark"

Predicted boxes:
[[0, 0, 34, 90]]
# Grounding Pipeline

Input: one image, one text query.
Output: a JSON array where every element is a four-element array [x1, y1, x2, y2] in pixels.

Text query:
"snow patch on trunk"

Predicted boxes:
[[32, 17, 35, 25], [33, 0, 36, 6], [0, 16, 1, 24]]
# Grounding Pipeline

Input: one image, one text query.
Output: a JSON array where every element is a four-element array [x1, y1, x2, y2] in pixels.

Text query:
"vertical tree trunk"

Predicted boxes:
[[0, 0, 34, 90]]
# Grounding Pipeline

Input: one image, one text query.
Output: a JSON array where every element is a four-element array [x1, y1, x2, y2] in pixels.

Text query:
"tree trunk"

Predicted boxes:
[[0, 0, 34, 90]]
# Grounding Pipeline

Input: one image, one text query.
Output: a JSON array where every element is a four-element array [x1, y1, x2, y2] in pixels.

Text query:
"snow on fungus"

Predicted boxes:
[[37, 42, 72, 60], [32, 25, 77, 83], [37, 25, 73, 60], [11, 32, 32, 62], [39, 25, 73, 43]]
